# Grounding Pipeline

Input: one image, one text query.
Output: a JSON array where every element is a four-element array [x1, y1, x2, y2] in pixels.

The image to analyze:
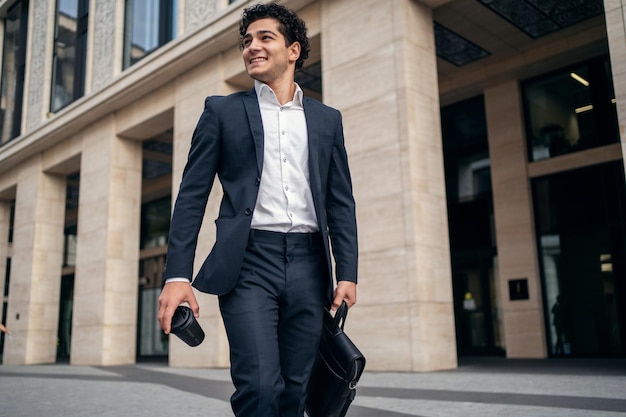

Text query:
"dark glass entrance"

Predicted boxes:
[[451, 251, 504, 355], [137, 254, 168, 360], [441, 95, 503, 356], [532, 161, 626, 356], [56, 274, 74, 361]]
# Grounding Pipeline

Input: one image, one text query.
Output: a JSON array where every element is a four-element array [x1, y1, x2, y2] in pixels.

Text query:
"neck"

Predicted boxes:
[[265, 75, 296, 105]]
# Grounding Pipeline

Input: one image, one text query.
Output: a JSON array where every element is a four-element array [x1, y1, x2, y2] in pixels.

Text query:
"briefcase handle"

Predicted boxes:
[[330, 300, 349, 331]]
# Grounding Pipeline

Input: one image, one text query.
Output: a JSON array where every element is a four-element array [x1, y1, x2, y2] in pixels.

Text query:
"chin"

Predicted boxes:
[[248, 73, 268, 83]]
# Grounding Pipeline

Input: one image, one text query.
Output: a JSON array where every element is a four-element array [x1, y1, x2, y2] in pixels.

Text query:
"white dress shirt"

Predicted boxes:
[[251, 80, 318, 233]]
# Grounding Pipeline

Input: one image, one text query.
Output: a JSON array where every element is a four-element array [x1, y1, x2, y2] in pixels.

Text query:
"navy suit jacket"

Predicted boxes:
[[163, 88, 358, 300]]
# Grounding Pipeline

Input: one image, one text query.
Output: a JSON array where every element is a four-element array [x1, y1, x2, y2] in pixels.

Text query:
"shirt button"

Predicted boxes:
[[285, 185, 289, 191], [283, 157, 287, 163], [281, 130, 286, 135]]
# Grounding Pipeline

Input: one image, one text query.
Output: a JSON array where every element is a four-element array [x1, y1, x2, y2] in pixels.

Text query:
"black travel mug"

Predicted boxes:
[[170, 305, 205, 347]]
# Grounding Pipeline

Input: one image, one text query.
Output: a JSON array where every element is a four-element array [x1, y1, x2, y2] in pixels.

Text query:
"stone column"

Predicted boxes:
[[484, 81, 547, 358], [604, 0, 626, 169], [71, 116, 142, 365], [321, 0, 456, 371], [3, 159, 66, 364], [91, 0, 120, 92], [184, 0, 219, 34], [24, 0, 51, 133]]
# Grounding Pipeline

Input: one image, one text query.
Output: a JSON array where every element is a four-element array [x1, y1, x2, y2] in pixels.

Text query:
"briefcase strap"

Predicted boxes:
[[331, 300, 349, 331]]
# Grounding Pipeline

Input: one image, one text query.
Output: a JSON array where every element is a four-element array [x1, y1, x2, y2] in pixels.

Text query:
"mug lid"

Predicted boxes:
[[170, 305, 194, 334]]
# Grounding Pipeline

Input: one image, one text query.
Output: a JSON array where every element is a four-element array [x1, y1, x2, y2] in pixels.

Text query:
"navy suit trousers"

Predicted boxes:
[[218, 230, 327, 417]]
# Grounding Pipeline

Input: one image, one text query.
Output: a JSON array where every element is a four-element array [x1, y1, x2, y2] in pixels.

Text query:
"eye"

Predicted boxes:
[[241, 38, 251, 48]]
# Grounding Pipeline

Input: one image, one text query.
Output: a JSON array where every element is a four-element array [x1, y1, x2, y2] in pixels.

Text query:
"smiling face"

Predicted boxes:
[[241, 18, 301, 86]]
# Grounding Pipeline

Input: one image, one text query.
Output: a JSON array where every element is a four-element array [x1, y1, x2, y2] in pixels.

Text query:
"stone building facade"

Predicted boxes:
[[0, 0, 624, 370]]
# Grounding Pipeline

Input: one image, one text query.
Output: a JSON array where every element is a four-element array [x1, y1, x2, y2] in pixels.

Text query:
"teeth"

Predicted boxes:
[[251, 58, 265, 63]]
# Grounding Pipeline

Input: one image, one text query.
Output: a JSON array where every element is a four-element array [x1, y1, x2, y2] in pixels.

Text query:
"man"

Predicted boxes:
[[157, 3, 358, 417]]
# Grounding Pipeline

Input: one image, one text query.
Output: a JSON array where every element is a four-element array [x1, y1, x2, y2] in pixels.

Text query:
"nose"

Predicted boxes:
[[249, 44, 259, 54], [247, 37, 262, 52]]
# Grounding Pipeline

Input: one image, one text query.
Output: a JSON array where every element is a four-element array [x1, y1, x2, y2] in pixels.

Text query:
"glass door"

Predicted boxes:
[[533, 162, 626, 356], [452, 253, 504, 355], [56, 274, 74, 362], [137, 254, 168, 360]]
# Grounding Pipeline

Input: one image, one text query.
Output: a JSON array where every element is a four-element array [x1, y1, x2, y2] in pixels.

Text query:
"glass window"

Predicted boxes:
[[63, 174, 79, 266], [51, 0, 89, 113], [523, 57, 619, 161], [533, 162, 626, 356], [3, 258, 9, 298], [8, 200, 14, 243], [141, 196, 171, 249], [138, 255, 168, 357], [0, 1, 28, 145], [441, 95, 492, 204], [123, 0, 176, 69]]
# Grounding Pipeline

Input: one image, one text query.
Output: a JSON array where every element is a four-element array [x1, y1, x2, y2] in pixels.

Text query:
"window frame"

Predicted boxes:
[[522, 56, 619, 162], [0, 0, 28, 145], [123, 0, 176, 69], [50, 0, 89, 113]]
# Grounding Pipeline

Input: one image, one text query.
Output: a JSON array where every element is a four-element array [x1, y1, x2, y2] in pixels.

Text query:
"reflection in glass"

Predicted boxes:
[[141, 196, 171, 249], [51, 0, 88, 113], [533, 163, 626, 356], [0, 1, 27, 144], [523, 57, 619, 161], [138, 255, 168, 357], [124, 0, 176, 68]]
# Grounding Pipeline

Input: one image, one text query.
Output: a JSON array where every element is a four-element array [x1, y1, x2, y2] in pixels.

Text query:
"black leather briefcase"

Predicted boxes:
[[305, 301, 366, 417]]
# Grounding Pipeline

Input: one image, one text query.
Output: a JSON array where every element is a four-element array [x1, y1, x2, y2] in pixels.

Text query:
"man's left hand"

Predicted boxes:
[[332, 281, 357, 311]]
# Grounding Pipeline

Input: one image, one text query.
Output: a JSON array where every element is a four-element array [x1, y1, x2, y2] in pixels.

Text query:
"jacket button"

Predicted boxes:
[[244, 208, 252, 216], [255, 177, 261, 185]]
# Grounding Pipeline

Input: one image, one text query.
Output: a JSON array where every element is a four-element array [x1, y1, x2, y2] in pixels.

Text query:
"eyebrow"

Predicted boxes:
[[244, 29, 278, 38]]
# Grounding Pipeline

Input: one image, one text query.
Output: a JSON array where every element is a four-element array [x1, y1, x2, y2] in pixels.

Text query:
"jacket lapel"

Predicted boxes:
[[243, 88, 264, 175]]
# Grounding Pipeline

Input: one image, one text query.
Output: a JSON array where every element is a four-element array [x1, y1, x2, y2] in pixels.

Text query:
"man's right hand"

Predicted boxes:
[[157, 281, 200, 334]]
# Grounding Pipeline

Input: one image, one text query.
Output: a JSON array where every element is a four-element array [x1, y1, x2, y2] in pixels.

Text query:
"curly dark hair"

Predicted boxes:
[[239, 3, 310, 70]]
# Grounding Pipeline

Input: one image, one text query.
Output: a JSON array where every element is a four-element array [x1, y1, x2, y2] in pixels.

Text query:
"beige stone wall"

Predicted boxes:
[[0, 201, 10, 320], [1, 0, 621, 368], [70, 116, 143, 365], [320, 0, 456, 371], [484, 81, 547, 358], [24, 0, 53, 132], [3, 158, 66, 364], [0, 0, 459, 370], [604, 0, 626, 169]]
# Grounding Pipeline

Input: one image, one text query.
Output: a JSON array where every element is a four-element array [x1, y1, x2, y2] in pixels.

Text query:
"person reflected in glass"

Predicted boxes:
[[551, 295, 568, 355]]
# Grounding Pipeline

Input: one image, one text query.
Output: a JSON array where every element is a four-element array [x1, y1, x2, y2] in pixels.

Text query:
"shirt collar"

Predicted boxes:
[[254, 80, 304, 107]]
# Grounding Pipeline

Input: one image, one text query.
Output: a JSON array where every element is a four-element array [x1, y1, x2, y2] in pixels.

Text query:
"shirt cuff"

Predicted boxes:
[[165, 277, 192, 284]]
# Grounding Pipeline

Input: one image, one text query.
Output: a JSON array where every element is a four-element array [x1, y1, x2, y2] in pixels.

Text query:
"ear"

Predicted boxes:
[[288, 41, 301, 64]]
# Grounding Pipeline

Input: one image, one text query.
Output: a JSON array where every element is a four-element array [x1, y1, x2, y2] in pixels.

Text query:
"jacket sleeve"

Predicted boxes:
[[326, 110, 358, 283], [163, 97, 221, 281]]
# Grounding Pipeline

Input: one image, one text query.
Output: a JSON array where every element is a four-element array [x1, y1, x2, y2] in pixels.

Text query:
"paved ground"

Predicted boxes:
[[1, 357, 625, 417]]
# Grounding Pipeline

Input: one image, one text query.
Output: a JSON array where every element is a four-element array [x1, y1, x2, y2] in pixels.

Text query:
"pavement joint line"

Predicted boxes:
[[357, 387, 626, 413]]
